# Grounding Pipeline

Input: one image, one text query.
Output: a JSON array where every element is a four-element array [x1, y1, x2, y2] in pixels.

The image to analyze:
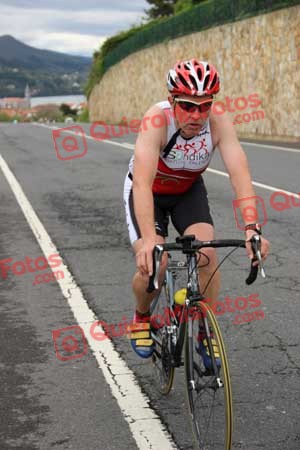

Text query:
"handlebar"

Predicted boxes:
[[146, 234, 266, 293]]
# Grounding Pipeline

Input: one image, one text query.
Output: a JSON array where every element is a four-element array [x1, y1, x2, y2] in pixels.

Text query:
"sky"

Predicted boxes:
[[0, 0, 149, 57]]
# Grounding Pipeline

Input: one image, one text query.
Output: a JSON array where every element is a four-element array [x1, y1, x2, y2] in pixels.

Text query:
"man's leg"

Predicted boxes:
[[123, 174, 169, 357], [183, 222, 220, 305], [184, 222, 221, 370], [132, 235, 168, 314], [128, 236, 168, 359]]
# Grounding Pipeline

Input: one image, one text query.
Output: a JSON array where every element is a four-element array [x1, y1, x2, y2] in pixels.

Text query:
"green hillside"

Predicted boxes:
[[0, 35, 92, 97]]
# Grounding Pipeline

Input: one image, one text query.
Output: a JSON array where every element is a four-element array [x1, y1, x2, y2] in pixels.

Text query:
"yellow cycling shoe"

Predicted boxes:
[[196, 328, 221, 371], [127, 311, 154, 359]]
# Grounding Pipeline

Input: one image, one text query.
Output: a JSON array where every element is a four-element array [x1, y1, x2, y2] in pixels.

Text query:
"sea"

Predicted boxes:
[[30, 94, 86, 106]]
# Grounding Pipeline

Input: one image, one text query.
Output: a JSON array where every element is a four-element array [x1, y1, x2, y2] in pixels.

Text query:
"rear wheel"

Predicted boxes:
[[184, 301, 233, 450], [150, 282, 175, 395]]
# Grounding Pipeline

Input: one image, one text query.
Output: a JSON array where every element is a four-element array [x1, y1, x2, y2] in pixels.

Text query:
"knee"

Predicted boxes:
[[198, 248, 218, 272], [133, 253, 168, 284], [158, 253, 168, 276]]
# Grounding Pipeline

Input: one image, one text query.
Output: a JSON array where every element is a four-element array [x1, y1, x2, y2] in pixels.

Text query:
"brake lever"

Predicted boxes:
[[251, 234, 266, 279], [152, 244, 164, 290]]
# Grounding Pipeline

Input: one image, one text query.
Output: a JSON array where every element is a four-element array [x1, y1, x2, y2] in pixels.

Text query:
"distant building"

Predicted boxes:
[[0, 84, 31, 109], [24, 84, 31, 108]]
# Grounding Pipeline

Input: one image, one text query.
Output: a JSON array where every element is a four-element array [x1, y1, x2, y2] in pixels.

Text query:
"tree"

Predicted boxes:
[[145, 0, 209, 19], [59, 103, 77, 117], [145, 0, 177, 19], [174, 0, 193, 14]]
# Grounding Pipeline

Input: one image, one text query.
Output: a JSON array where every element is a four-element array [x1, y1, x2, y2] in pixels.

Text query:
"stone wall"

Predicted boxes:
[[89, 6, 300, 142]]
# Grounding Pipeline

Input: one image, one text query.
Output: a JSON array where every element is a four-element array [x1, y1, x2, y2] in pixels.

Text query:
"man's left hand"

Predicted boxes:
[[245, 230, 270, 265]]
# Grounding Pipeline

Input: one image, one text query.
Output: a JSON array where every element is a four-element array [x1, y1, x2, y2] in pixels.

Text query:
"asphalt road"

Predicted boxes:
[[0, 122, 299, 450]]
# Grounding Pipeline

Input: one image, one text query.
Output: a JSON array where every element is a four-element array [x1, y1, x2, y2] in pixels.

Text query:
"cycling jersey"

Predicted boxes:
[[123, 175, 213, 244], [128, 100, 215, 194]]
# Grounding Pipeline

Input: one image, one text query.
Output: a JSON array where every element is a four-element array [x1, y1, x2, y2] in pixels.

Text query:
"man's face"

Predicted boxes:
[[168, 94, 213, 136]]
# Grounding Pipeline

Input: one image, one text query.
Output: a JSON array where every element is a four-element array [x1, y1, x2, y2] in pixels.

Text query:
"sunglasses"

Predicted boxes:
[[174, 98, 213, 113]]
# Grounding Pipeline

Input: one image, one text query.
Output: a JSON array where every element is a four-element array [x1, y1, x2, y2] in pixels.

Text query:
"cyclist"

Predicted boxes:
[[123, 59, 270, 361]]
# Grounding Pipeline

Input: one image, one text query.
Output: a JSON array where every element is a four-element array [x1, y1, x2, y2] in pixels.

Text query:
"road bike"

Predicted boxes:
[[147, 234, 265, 450]]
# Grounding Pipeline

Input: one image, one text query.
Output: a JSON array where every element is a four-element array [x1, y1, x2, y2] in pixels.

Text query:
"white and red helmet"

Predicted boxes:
[[167, 59, 220, 96]]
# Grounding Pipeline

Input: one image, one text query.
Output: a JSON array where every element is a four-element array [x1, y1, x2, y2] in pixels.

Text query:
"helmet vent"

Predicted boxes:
[[178, 73, 190, 89], [197, 68, 203, 81], [203, 74, 210, 92], [169, 77, 178, 88], [211, 73, 217, 88], [189, 75, 198, 91]]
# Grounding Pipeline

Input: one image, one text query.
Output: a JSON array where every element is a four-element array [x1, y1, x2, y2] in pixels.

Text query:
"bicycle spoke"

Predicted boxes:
[[150, 283, 175, 395], [185, 303, 233, 450], [146, 237, 259, 450]]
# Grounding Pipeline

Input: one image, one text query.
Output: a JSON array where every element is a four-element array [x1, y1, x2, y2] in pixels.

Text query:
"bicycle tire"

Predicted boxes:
[[150, 281, 175, 395], [184, 301, 233, 450]]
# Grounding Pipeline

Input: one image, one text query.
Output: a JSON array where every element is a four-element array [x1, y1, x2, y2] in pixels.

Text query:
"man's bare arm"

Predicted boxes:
[[132, 106, 165, 240], [214, 112, 257, 224], [214, 112, 270, 261]]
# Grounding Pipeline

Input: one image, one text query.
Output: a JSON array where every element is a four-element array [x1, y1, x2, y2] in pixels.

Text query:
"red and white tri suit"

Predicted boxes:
[[124, 100, 215, 244], [128, 100, 215, 195]]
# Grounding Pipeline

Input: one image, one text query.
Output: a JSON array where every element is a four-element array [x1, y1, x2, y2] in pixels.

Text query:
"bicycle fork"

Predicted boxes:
[[186, 314, 196, 391]]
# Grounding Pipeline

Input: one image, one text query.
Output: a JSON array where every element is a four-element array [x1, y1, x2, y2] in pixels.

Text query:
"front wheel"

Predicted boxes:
[[150, 283, 175, 395], [184, 301, 233, 450]]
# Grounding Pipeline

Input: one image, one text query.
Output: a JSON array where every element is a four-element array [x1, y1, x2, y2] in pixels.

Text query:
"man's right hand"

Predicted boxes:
[[135, 238, 157, 276]]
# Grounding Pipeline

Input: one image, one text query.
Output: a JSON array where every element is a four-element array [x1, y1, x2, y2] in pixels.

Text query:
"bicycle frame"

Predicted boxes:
[[150, 234, 265, 371], [151, 250, 220, 374], [148, 234, 265, 450]]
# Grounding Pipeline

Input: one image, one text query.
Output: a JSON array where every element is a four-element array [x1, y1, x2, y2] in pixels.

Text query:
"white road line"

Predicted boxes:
[[33, 123, 135, 149], [35, 123, 299, 153], [240, 141, 300, 153], [206, 168, 299, 197], [35, 123, 299, 196], [0, 153, 177, 450]]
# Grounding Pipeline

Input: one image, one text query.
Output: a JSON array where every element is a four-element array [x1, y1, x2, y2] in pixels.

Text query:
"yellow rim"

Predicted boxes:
[[162, 365, 175, 395], [152, 285, 175, 395], [199, 302, 233, 450]]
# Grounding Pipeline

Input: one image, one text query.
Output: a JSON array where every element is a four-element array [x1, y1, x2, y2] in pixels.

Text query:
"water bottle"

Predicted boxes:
[[174, 288, 187, 305], [174, 288, 187, 321]]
